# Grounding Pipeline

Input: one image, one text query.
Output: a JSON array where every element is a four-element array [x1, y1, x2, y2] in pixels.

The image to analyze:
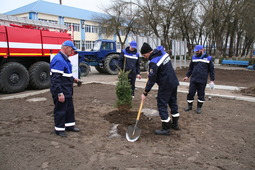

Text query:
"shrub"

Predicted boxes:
[[115, 69, 132, 112]]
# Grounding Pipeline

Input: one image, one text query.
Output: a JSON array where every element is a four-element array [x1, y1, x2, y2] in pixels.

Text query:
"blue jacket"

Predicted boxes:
[[145, 46, 179, 93], [186, 53, 215, 83], [118, 47, 140, 75], [50, 51, 74, 98]]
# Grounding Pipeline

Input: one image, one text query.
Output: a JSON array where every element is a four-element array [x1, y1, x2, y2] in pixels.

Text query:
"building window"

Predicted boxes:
[[64, 22, 80, 32], [92, 26, 98, 33], [38, 18, 58, 24], [85, 25, 91, 32], [85, 41, 95, 50], [73, 23, 80, 32], [85, 25, 98, 33], [64, 22, 72, 31], [39, 19, 47, 22], [74, 40, 80, 50], [49, 20, 58, 24]]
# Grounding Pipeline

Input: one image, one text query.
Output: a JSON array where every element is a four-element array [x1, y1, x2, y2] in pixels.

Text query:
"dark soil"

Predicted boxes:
[[240, 86, 255, 97], [141, 67, 255, 96], [175, 67, 255, 88], [0, 68, 255, 169]]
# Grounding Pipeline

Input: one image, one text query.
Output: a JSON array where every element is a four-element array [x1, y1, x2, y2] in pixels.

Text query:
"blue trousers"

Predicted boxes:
[[187, 81, 207, 102], [128, 72, 136, 96], [157, 87, 179, 121], [53, 97, 75, 131]]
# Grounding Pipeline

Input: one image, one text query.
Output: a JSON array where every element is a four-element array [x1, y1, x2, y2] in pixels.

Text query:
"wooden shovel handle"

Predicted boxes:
[[136, 99, 144, 121]]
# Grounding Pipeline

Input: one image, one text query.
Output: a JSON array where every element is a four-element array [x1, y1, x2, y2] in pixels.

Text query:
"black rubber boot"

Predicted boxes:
[[196, 102, 203, 114], [184, 102, 193, 112], [171, 117, 180, 130], [66, 126, 80, 132], [155, 122, 171, 135], [55, 130, 67, 137]]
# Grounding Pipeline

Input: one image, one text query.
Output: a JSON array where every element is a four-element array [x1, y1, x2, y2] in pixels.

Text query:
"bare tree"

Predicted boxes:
[[93, 0, 255, 58], [239, 0, 255, 57], [172, 0, 197, 55], [133, 0, 177, 50], [94, 0, 141, 48], [200, 0, 255, 58]]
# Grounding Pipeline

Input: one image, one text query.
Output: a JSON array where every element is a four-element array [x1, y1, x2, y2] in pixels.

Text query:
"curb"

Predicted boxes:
[[1, 81, 255, 103], [137, 79, 244, 91]]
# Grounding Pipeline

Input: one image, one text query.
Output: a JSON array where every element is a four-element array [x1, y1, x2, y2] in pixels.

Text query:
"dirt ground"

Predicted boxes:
[[174, 67, 255, 88], [0, 68, 255, 170]]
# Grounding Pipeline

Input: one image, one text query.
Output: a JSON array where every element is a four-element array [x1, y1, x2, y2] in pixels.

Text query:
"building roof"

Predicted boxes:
[[4, 0, 104, 21]]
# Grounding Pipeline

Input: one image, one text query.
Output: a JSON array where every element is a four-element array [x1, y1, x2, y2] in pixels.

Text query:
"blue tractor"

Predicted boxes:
[[77, 39, 120, 76]]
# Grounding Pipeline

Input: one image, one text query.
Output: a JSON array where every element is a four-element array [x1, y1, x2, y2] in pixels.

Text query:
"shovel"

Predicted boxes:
[[126, 99, 144, 142]]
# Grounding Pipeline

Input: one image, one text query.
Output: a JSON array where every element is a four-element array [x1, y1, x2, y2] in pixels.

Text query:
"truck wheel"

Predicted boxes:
[[29, 61, 50, 89], [0, 62, 29, 93], [104, 54, 119, 75], [95, 66, 107, 74], [79, 62, 90, 77]]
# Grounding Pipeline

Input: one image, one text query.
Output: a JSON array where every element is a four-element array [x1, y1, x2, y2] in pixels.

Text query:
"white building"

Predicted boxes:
[[4, 0, 123, 51]]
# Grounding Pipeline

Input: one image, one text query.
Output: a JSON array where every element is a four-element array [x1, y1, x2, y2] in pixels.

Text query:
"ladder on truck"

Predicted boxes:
[[0, 14, 68, 32]]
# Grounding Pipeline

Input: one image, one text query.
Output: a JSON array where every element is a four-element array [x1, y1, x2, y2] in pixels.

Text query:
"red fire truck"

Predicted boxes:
[[0, 14, 71, 93]]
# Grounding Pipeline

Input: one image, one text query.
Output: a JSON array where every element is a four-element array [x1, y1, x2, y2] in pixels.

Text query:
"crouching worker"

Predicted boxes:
[[50, 40, 82, 137], [140, 42, 180, 135]]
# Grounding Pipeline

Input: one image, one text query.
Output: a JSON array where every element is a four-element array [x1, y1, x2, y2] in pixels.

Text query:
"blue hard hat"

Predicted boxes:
[[62, 40, 77, 50], [194, 45, 203, 52], [130, 41, 137, 48]]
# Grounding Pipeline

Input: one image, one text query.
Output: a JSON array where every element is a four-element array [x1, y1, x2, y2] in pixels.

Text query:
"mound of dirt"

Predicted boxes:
[[104, 108, 185, 142], [240, 86, 255, 96]]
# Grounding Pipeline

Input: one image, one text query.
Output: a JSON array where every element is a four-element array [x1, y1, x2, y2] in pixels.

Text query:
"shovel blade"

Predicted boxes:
[[126, 125, 141, 142]]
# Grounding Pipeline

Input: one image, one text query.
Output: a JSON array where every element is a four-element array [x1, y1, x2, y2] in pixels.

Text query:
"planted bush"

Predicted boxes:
[[115, 69, 132, 112]]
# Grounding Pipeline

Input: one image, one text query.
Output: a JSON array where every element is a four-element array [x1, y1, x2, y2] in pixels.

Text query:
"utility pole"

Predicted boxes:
[[60, 0, 62, 5]]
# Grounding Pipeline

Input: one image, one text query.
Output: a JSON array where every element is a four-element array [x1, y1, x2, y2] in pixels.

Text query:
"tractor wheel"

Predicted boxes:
[[95, 66, 107, 74], [79, 62, 90, 77], [0, 62, 29, 93], [104, 54, 119, 75], [29, 61, 50, 89]]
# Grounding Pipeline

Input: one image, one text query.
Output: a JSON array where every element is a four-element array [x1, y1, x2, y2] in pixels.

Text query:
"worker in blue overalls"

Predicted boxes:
[[183, 45, 215, 114], [140, 42, 180, 136], [50, 40, 82, 137], [118, 41, 142, 98]]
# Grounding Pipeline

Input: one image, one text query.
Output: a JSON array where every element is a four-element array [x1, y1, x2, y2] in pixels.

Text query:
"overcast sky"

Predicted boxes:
[[0, 0, 111, 14]]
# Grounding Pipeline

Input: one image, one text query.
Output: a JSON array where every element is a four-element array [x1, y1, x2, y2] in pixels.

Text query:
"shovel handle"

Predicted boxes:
[[136, 99, 144, 121]]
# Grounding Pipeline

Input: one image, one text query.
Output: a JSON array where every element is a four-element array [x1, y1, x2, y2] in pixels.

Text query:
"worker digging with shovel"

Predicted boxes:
[[140, 43, 180, 135]]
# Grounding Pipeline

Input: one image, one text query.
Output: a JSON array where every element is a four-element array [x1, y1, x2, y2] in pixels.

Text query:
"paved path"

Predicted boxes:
[[1, 65, 254, 102], [82, 70, 255, 103]]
